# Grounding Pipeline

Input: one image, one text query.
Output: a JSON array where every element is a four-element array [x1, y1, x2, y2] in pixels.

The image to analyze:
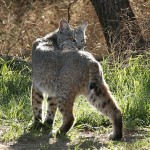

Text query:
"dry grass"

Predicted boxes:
[[0, 0, 149, 60]]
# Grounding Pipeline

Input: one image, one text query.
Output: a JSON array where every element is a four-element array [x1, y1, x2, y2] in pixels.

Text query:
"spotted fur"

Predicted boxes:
[[31, 49, 122, 141]]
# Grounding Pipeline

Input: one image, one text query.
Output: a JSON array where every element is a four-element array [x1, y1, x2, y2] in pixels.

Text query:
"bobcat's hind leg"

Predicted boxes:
[[43, 97, 57, 131], [31, 85, 44, 130], [87, 79, 123, 141], [49, 95, 74, 137]]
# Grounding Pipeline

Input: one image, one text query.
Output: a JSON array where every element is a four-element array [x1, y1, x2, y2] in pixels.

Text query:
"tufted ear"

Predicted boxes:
[[78, 21, 88, 32], [59, 19, 71, 30]]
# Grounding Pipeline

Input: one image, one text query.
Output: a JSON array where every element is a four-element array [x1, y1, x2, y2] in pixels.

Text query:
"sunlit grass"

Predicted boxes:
[[0, 58, 31, 141], [102, 54, 150, 127], [0, 53, 150, 149]]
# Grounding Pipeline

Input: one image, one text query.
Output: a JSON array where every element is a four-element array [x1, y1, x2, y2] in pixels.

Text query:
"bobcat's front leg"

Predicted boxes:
[[49, 95, 75, 137], [31, 85, 44, 130], [43, 97, 57, 131]]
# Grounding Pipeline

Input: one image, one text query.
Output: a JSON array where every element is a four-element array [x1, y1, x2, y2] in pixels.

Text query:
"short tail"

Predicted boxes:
[[88, 60, 103, 95]]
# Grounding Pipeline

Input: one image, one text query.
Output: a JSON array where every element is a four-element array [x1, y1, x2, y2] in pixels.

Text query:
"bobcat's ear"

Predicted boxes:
[[78, 21, 88, 32], [59, 19, 71, 30]]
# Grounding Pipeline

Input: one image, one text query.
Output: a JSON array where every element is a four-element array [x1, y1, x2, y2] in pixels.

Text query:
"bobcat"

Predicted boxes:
[[33, 19, 88, 52], [31, 21, 123, 141]]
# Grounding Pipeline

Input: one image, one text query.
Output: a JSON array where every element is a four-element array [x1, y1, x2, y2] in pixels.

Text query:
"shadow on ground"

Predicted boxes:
[[9, 131, 105, 150], [1, 128, 149, 150]]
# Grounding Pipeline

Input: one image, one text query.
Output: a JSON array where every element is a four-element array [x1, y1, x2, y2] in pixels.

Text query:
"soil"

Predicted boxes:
[[0, 127, 149, 150]]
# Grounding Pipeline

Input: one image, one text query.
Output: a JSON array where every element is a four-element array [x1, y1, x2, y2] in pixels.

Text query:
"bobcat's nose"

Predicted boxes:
[[77, 45, 83, 50]]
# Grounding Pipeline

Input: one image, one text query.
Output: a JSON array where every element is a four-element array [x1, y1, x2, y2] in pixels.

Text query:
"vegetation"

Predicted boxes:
[[0, 53, 149, 149], [0, 0, 150, 149], [1, 0, 149, 59]]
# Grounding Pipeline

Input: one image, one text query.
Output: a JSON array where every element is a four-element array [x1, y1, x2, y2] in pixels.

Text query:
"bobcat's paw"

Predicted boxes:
[[109, 132, 122, 141], [49, 130, 66, 138], [42, 120, 53, 133], [49, 130, 58, 138]]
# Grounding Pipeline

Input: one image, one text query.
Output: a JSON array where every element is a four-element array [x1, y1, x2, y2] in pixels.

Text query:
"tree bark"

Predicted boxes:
[[90, 0, 145, 54]]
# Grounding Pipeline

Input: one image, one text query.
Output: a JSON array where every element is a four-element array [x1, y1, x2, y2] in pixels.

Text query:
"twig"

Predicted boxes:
[[67, 0, 78, 23]]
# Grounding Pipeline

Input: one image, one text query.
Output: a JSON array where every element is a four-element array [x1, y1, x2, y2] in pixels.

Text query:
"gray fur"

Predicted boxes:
[[31, 48, 122, 140], [32, 19, 87, 52], [31, 19, 122, 141]]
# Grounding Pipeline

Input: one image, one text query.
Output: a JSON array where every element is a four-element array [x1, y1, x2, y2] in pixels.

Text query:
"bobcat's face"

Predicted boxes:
[[57, 20, 88, 51], [74, 22, 88, 50]]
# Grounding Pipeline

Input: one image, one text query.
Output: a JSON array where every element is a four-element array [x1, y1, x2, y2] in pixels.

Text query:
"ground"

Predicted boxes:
[[0, 126, 150, 150]]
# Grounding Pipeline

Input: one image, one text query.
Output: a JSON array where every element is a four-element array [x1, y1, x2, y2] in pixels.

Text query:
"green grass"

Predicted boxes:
[[102, 54, 150, 127], [0, 53, 150, 149], [0, 58, 31, 141]]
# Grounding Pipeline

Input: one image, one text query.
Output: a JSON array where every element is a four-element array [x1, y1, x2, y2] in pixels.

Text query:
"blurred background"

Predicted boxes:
[[0, 0, 149, 60]]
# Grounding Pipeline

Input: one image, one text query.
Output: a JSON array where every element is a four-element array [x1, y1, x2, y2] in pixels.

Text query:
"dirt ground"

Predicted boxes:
[[0, 127, 149, 150]]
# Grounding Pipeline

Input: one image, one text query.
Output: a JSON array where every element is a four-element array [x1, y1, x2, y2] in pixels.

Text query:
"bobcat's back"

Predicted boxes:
[[31, 47, 122, 141], [32, 49, 100, 96]]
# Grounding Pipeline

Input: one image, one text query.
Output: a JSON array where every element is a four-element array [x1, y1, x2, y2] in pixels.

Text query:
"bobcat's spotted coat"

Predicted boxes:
[[31, 20, 123, 141]]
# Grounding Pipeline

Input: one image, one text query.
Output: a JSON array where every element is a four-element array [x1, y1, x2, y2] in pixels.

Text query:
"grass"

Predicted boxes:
[[0, 53, 150, 149], [103, 54, 150, 128]]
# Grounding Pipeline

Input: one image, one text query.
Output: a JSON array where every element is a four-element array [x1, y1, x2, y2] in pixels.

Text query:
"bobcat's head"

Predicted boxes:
[[74, 21, 88, 50], [57, 19, 88, 51]]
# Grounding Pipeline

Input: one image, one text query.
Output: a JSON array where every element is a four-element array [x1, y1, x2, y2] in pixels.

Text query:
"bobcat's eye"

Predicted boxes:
[[69, 38, 76, 43], [81, 39, 85, 44]]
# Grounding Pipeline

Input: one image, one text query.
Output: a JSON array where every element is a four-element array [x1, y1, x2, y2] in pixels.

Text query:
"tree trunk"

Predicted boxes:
[[90, 0, 145, 54]]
